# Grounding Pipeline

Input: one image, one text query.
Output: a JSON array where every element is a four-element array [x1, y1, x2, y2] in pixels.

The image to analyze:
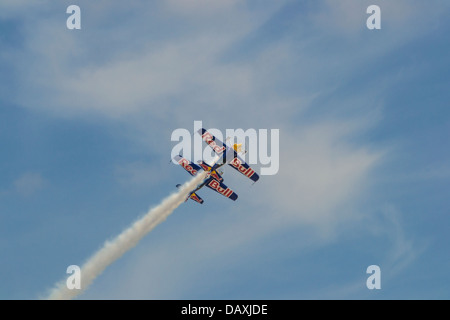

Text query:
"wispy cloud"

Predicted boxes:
[[114, 160, 170, 190], [319, 205, 426, 299], [13, 172, 46, 196], [370, 205, 425, 276]]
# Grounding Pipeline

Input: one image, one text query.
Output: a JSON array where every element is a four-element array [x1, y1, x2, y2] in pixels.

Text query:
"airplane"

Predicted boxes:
[[173, 128, 260, 204]]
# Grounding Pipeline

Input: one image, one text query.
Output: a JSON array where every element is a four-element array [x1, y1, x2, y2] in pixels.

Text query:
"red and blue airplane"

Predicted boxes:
[[174, 128, 260, 204]]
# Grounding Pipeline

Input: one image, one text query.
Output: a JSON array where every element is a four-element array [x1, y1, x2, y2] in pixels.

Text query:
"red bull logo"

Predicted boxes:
[[178, 158, 198, 176], [230, 157, 255, 178], [208, 179, 233, 198], [210, 171, 223, 182], [199, 163, 211, 172], [202, 131, 226, 155]]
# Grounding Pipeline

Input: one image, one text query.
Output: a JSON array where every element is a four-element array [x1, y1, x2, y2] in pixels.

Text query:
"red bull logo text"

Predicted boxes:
[[208, 179, 233, 198], [202, 131, 226, 155], [178, 158, 198, 176], [230, 157, 255, 179]]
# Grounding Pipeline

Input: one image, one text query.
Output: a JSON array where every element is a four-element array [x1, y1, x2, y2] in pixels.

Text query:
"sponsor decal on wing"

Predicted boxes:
[[201, 131, 226, 155], [178, 157, 198, 176], [207, 179, 234, 198], [229, 157, 256, 179]]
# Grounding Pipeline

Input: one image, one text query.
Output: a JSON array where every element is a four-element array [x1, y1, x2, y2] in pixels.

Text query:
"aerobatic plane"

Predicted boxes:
[[173, 128, 260, 204]]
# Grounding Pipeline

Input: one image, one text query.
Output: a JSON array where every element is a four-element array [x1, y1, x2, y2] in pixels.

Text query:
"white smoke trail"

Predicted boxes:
[[46, 171, 207, 300]]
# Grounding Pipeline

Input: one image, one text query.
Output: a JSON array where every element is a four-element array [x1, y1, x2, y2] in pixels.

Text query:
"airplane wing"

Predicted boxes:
[[198, 128, 228, 158], [227, 153, 260, 182], [204, 177, 238, 201], [197, 128, 260, 182], [173, 155, 202, 177]]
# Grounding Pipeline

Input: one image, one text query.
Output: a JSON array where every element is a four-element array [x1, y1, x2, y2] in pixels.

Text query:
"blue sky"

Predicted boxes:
[[1, 0, 449, 299]]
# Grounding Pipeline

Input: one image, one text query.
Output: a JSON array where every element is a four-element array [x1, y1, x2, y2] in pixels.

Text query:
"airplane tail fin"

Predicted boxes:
[[189, 192, 204, 204], [176, 184, 204, 204]]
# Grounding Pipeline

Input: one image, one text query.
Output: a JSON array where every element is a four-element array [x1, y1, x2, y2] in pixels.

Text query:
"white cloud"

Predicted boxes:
[[114, 160, 169, 189], [7, 0, 443, 130], [312, 0, 433, 35], [8, 1, 289, 120], [258, 122, 382, 228], [13, 172, 46, 196], [0, 0, 49, 17], [368, 205, 425, 276], [164, 0, 241, 16]]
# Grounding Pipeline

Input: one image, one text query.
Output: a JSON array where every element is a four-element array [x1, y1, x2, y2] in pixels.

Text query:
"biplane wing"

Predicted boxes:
[[197, 128, 260, 182], [173, 155, 201, 177], [227, 153, 259, 182], [204, 177, 238, 201]]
